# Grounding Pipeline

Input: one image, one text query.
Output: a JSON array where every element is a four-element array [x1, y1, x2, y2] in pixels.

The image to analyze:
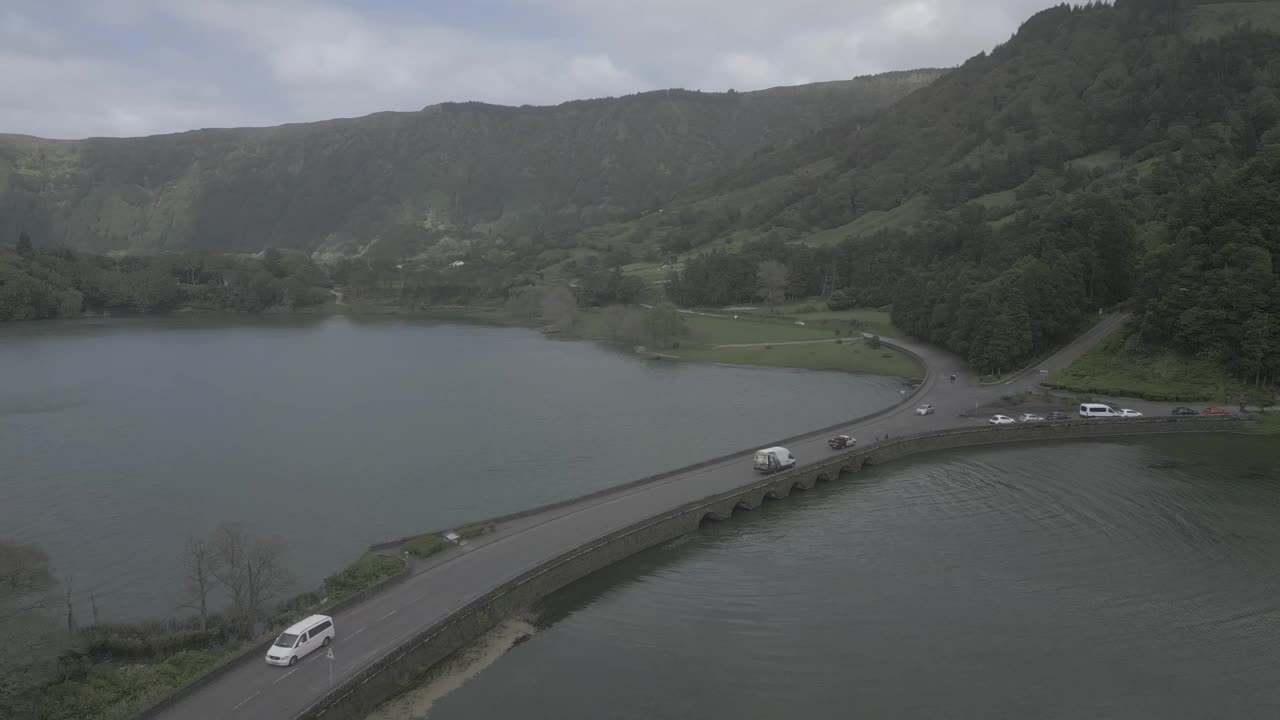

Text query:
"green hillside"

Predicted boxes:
[[655, 0, 1280, 386], [0, 71, 940, 258]]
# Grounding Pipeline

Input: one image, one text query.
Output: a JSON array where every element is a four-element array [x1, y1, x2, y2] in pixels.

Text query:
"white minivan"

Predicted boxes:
[[1079, 403, 1118, 418], [754, 447, 796, 473], [266, 614, 335, 666]]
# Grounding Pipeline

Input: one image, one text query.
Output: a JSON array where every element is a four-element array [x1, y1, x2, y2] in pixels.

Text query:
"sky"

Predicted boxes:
[[2, 0, 1063, 139]]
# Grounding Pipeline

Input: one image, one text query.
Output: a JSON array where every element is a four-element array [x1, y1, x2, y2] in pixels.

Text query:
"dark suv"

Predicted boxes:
[[1171, 407, 1199, 416], [1046, 411, 1070, 421]]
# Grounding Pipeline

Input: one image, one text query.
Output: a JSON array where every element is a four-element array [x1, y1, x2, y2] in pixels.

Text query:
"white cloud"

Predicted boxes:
[[0, 0, 1064, 138]]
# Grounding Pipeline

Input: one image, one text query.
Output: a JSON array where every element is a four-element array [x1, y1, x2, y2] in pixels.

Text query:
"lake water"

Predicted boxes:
[[0, 315, 905, 621], [427, 436, 1280, 720]]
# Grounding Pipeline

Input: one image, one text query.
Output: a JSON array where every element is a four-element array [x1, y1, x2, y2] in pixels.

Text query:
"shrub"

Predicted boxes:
[[405, 535, 449, 559], [457, 523, 495, 539], [325, 554, 406, 602]]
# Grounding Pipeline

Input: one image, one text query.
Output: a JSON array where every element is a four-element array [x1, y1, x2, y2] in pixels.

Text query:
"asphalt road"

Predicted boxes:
[[156, 315, 1139, 720]]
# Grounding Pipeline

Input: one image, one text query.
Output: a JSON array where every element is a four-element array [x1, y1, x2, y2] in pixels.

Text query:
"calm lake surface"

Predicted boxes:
[[429, 437, 1280, 720], [0, 315, 905, 620]]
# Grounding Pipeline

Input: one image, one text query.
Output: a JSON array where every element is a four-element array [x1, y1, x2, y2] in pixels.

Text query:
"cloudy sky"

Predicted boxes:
[[2, 0, 1060, 139]]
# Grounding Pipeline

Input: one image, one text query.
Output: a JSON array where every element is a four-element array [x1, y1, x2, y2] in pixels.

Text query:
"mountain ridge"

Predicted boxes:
[[0, 70, 942, 256]]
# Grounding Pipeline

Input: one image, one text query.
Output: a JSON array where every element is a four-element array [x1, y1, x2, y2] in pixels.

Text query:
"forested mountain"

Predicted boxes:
[[0, 70, 939, 257], [657, 0, 1280, 383]]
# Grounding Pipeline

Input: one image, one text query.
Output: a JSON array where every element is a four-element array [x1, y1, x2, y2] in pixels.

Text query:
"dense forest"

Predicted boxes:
[[662, 1, 1280, 383]]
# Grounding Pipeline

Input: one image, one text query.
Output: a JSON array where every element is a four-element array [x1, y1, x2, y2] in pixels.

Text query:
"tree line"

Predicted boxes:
[[0, 527, 294, 719], [0, 241, 333, 321]]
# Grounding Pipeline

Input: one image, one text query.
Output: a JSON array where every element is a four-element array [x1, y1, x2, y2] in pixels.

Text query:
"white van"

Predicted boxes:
[[266, 614, 335, 666], [1079, 403, 1118, 418], [754, 447, 796, 473]]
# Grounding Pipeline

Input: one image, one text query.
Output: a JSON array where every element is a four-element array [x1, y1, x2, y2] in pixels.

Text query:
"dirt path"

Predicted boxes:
[[712, 338, 844, 349], [330, 288, 346, 305]]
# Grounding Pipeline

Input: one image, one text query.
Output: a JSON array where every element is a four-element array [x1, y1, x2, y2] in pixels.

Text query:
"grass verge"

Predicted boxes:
[[325, 554, 407, 602], [1046, 332, 1253, 402], [404, 523, 497, 559], [406, 535, 450, 559]]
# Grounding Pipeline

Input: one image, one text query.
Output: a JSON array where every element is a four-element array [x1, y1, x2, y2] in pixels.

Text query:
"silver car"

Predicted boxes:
[[915, 404, 935, 416]]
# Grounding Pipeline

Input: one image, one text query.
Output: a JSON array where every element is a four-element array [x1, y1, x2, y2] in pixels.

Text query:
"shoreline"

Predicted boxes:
[[2, 301, 926, 379]]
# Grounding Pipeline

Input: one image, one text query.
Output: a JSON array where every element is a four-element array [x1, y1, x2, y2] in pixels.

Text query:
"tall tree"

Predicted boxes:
[[757, 260, 788, 310], [643, 302, 690, 348]]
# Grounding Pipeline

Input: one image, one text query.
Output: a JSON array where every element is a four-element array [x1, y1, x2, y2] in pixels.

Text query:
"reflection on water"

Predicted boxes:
[[426, 437, 1280, 720]]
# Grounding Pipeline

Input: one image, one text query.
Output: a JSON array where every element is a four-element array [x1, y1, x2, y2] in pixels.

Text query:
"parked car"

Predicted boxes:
[[1202, 407, 1233, 416], [1017, 413, 1045, 423], [1046, 411, 1070, 421], [1171, 406, 1199, 416], [1079, 403, 1118, 418], [915, 404, 935, 416], [1117, 408, 1143, 418], [827, 435, 856, 450], [989, 415, 1016, 425], [754, 446, 797, 473], [266, 614, 335, 667]]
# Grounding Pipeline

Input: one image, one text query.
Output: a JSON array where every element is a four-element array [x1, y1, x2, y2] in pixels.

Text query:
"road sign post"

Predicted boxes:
[[327, 647, 335, 686]]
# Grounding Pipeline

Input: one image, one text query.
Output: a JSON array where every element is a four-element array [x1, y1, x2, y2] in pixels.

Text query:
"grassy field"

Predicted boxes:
[[1047, 332, 1254, 402], [974, 188, 1017, 210], [800, 195, 928, 246], [679, 339, 921, 378], [1252, 413, 1280, 435], [575, 305, 919, 377], [1067, 149, 1123, 171], [621, 261, 679, 285], [728, 302, 901, 338]]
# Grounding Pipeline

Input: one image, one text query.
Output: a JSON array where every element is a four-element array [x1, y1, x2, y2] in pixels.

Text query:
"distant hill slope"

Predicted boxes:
[[0, 70, 941, 257], [587, 0, 1280, 259]]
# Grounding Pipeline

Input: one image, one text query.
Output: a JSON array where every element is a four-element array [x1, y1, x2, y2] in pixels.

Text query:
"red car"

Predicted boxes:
[[1202, 407, 1233, 416]]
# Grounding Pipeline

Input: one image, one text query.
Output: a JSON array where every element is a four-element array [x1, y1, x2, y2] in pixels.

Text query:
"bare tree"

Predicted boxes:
[[0, 541, 66, 695], [64, 576, 78, 638], [757, 261, 788, 310], [602, 305, 646, 344], [538, 285, 578, 333], [180, 536, 222, 632], [210, 524, 292, 638]]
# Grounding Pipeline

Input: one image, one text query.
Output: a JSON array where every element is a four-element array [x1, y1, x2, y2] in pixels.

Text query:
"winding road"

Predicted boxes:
[[154, 314, 1142, 720]]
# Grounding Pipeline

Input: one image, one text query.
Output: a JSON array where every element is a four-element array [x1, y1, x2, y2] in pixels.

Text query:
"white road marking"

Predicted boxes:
[[232, 691, 260, 711], [378, 608, 398, 620], [271, 668, 299, 685], [347, 626, 367, 639]]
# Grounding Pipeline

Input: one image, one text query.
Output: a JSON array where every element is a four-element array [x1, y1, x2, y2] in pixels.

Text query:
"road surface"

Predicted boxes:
[[155, 315, 1137, 720]]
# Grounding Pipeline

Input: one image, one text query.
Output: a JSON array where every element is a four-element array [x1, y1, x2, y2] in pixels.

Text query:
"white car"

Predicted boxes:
[[989, 415, 1016, 425], [1017, 413, 1045, 423], [266, 614, 335, 666], [1117, 408, 1144, 418], [915, 404, 935, 416]]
